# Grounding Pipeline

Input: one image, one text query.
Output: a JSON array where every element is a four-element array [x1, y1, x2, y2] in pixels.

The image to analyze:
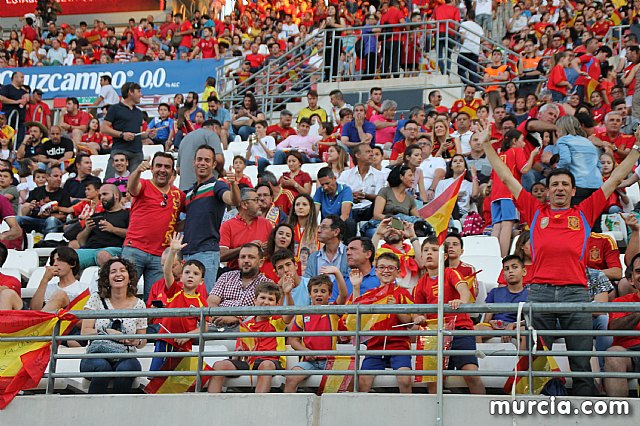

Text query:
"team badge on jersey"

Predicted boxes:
[[540, 217, 549, 229], [590, 247, 601, 262], [568, 216, 580, 231]]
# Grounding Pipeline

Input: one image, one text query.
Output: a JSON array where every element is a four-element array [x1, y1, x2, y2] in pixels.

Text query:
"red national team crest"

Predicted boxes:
[[540, 217, 549, 229], [568, 216, 580, 231], [590, 247, 601, 262]]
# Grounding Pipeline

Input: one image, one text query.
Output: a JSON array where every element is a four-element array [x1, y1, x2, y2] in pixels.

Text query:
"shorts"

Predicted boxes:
[[628, 344, 640, 373], [361, 355, 412, 371], [491, 199, 518, 224], [230, 358, 284, 371], [295, 359, 327, 371], [447, 335, 479, 370]]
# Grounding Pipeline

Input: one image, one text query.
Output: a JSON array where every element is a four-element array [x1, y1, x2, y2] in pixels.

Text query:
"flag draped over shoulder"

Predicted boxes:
[[414, 317, 456, 383], [341, 284, 395, 342], [418, 174, 465, 243], [0, 310, 79, 409], [317, 356, 355, 394], [503, 337, 565, 394]]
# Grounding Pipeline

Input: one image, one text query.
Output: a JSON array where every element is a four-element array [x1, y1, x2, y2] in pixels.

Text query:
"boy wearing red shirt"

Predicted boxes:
[[354, 252, 415, 394], [151, 233, 208, 370], [284, 271, 348, 393], [413, 238, 486, 394], [208, 281, 288, 393]]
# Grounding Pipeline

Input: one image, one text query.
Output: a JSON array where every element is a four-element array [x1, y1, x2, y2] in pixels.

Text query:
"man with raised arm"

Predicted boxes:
[[481, 124, 640, 396]]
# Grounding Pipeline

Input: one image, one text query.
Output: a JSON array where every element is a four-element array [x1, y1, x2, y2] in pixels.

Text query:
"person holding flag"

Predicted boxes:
[[351, 252, 415, 394], [413, 237, 485, 394], [481, 122, 640, 396]]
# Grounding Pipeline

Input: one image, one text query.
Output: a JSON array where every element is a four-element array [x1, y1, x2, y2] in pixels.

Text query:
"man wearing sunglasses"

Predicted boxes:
[[124, 152, 185, 301]]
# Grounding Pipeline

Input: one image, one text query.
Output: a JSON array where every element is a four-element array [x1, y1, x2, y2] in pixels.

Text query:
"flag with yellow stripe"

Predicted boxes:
[[0, 310, 78, 409], [586, 78, 600, 102], [414, 317, 456, 383], [145, 355, 212, 394], [341, 284, 395, 342], [59, 289, 90, 335], [317, 356, 355, 394], [418, 174, 465, 244]]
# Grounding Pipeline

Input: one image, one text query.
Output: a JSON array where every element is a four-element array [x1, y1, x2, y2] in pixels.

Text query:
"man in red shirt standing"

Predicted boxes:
[[483, 125, 640, 396], [379, 0, 405, 78], [433, 0, 461, 74], [573, 38, 612, 102], [174, 13, 194, 57], [132, 19, 150, 60], [189, 26, 219, 60], [59, 97, 91, 144], [605, 252, 640, 396], [124, 153, 185, 301]]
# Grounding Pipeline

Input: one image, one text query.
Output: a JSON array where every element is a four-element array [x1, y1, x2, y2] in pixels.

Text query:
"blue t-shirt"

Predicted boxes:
[[284, 277, 311, 306], [341, 120, 376, 146], [485, 286, 528, 323], [313, 183, 353, 219], [148, 117, 174, 141], [207, 107, 232, 125]]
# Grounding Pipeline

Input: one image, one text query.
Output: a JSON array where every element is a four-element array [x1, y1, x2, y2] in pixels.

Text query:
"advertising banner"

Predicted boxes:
[[0, 0, 162, 17], [0, 59, 224, 100]]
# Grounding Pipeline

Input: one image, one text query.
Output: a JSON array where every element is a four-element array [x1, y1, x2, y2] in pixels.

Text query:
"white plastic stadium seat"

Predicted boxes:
[[21, 266, 47, 299], [80, 266, 100, 294], [142, 145, 164, 159], [627, 182, 640, 206], [90, 154, 111, 180], [264, 164, 290, 179], [301, 162, 329, 181], [462, 235, 501, 257], [7, 249, 39, 277], [244, 166, 258, 187], [227, 141, 250, 156], [459, 254, 503, 302]]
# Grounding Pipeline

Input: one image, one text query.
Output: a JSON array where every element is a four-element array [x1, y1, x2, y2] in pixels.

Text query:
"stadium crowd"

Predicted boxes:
[[2, 0, 640, 398]]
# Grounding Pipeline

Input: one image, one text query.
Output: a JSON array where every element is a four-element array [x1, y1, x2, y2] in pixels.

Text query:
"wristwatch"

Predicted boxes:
[[633, 145, 640, 153]]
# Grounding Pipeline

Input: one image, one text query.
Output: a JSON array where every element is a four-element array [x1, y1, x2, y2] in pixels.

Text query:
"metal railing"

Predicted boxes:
[[603, 25, 631, 56]]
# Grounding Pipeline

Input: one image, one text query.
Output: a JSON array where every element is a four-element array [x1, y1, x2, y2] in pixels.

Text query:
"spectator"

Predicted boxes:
[[30, 247, 89, 312], [586, 232, 623, 281], [414, 237, 485, 394], [452, 112, 474, 155], [245, 120, 275, 174], [273, 119, 322, 165], [177, 120, 224, 191], [63, 154, 101, 201], [183, 145, 240, 291], [78, 118, 109, 155], [277, 151, 313, 196], [0, 169, 18, 214], [173, 13, 195, 57], [590, 112, 636, 164], [124, 153, 185, 300], [0, 72, 29, 148], [232, 92, 262, 141], [393, 107, 427, 144], [0, 242, 22, 310], [272, 249, 311, 306], [370, 100, 398, 150], [261, 223, 295, 282], [219, 188, 273, 270], [340, 103, 376, 150], [444, 233, 479, 298], [267, 110, 297, 145], [26, 88, 52, 129], [475, 255, 528, 344], [328, 89, 353, 126], [356, 252, 415, 393], [297, 90, 327, 123], [256, 183, 287, 227], [147, 103, 174, 147], [18, 165, 71, 235], [436, 154, 480, 218], [331, 236, 380, 301], [91, 75, 120, 108], [207, 243, 271, 329], [206, 96, 233, 144], [104, 153, 129, 197], [458, 11, 484, 86], [260, 171, 295, 214], [366, 87, 383, 120], [207, 281, 286, 394], [36, 125, 74, 169], [75, 184, 129, 268], [59, 97, 91, 144], [80, 258, 147, 394], [483, 125, 640, 396], [313, 166, 353, 222], [102, 82, 157, 178], [372, 218, 423, 291], [288, 193, 320, 272]]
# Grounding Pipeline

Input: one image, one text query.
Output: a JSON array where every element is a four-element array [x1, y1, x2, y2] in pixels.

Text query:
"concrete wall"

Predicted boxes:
[[3, 394, 638, 426]]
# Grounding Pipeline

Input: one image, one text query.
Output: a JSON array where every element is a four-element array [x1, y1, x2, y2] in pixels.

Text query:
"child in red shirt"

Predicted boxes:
[[413, 238, 486, 394], [224, 156, 254, 188], [151, 232, 208, 370], [284, 270, 348, 392], [208, 281, 288, 393], [354, 252, 415, 393]]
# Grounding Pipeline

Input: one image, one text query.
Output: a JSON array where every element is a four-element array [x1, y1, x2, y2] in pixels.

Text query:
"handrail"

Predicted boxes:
[[603, 24, 631, 55]]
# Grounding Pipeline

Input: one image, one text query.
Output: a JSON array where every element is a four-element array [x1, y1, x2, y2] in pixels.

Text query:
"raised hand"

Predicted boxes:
[[137, 159, 151, 174], [169, 232, 187, 251], [349, 269, 363, 290], [319, 265, 340, 276]]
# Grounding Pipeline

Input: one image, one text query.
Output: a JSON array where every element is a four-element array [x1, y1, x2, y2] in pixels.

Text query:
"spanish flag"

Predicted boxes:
[[586, 78, 600, 102], [317, 356, 355, 394], [59, 289, 91, 335], [341, 284, 395, 341], [503, 336, 565, 394], [418, 174, 465, 243], [0, 310, 79, 409], [463, 270, 481, 303], [610, 9, 622, 25], [145, 355, 212, 394], [414, 317, 456, 383]]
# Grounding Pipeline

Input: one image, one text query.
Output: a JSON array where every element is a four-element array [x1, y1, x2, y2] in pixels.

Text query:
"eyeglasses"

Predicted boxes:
[[377, 265, 398, 272], [160, 193, 168, 207], [318, 225, 334, 230], [243, 198, 258, 202]]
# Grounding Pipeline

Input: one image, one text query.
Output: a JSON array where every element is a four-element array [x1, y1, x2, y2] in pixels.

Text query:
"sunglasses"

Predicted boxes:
[[160, 193, 168, 207]]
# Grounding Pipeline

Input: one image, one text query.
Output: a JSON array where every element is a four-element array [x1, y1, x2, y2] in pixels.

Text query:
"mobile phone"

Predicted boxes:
[[391, 217, 403, 230], [91, 214, 105, 223], [151, 300, 164, 308]]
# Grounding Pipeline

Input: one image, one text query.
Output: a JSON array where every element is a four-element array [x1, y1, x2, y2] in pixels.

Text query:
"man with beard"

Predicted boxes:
[[183, 145, 240, 292], [207, 242, 271, 330], [372, 217, 423, 291], [124, 152, 185, 300], [37, 125, 74, 168], [75, 184, 129, 268], [177, 120, 224, 191]]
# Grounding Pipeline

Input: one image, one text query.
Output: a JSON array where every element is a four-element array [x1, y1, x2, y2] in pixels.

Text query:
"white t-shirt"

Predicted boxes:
[[249, 136, 276, 163], [420, 156, 447, 191], [435, 178, 476, 215], [29, 48, 46, 64], [452, 130, 474, 155], [44, 279, 89, 304], [460, 21, 484, 55], [475, 0, 492, 15], [99, 85, 120, 107], [282, 23, 300, 38]]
